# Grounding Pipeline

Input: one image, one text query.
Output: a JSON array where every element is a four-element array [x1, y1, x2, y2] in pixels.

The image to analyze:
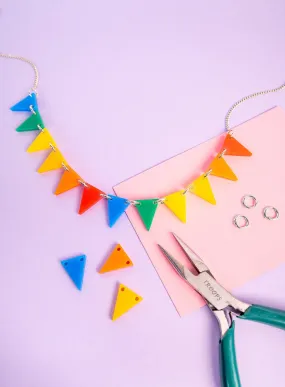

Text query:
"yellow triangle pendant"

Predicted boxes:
[[112, 284, 143, 321], [27, 129, 56, 153], [210, 156, 238, 181], [38, 150, 66, 173], [164, 190, 187, 223], [190, 175, 216, 204]]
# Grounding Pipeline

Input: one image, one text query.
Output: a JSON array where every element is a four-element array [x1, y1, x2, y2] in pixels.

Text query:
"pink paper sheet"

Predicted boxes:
[[114, 107, 285, 316]]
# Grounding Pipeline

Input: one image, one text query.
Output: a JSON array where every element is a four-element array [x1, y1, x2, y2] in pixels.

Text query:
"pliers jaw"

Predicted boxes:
[[158, 234, 251, 337]]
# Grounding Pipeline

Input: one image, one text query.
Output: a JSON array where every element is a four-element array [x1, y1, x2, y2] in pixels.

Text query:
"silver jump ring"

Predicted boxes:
[[233, 215, 249, 229], [154, 198, 165, 205], [100, 193, 112, 200], [263, 206, 279, 220], [127, 199, 140, 206], [242, 195, 258, 209], [204, 169, 212, 178], [29, 105, 36, 115]]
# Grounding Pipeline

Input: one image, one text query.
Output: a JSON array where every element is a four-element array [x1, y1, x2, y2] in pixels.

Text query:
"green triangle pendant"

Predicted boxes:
[[136, 199, 159, 230], [16, 111, 45, 132]]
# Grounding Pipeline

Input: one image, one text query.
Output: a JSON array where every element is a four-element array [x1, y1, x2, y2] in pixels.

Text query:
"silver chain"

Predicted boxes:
[[1, 53, 285, 131], [0, 53, 39, 92], [225, 81, 285, 131]]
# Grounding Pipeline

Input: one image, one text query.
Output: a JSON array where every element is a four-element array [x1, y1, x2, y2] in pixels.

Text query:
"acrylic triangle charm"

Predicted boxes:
[[164, 190, 187, 223], [61, 255, 86, 291], [99, 244, 133, 273], [112, 284, 143, 321], [223, 134, 252, 157], [210, 156, 238, 181], [27, 129, 56, 153], [55, 167, 81, 195], [78, 184, 104, 214], [38, 150, 66, 173], [136, 199, 159, 230], [16, 111, 44, 132], [107, 195, 130, 227], [10, 93, 38, 112], [190, 175, 216, 205]]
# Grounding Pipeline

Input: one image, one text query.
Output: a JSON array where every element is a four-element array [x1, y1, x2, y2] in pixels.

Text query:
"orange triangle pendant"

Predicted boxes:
[[99, 244, 133, 273], [223, 134, 252, 156], [210, 156, 238, 181], [55, 167, 81, 195]]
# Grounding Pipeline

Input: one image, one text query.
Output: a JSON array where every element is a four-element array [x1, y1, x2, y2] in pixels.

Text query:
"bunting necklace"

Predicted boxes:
[[2, 53, 285, 230]]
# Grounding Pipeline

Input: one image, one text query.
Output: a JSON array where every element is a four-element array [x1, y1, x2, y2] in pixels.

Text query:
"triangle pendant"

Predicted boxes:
[[61, 255, 86, 291], [10, 93, 38, 112], [164, 190, 187, 223], [27, 129, 56, 153], [136, 199, 159, 230], [112, 284, 143, 321], [16, 111, 45, 132], [223, 133, 252, 156], [210, 156, 238, 181], [107, 195, 130, 227], [99, 244, 133, 273], [38, 150, 66, 173], [78, 184, 104, 214], [55, 167, 81, 195], [190, 175, 216, 204]]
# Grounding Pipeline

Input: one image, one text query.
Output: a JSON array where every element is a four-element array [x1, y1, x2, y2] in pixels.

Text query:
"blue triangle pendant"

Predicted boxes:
[[10, 92, 38, 112], [107, 195, 130, 227], [61, 255, 86, 291]]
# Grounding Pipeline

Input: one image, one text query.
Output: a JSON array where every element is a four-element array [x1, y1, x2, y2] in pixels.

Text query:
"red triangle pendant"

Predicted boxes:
[[78, 184, 104, 214]]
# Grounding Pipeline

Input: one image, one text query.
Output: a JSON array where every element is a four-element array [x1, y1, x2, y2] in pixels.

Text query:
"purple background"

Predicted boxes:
[[1, 1, 285, 386]]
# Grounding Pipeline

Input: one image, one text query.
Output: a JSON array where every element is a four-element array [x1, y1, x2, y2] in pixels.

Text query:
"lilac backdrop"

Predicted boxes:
[[1, 1, 285, 386]]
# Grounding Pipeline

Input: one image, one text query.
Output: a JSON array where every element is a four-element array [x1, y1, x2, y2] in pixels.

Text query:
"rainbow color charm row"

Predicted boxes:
[[11, 92, 252, 231]]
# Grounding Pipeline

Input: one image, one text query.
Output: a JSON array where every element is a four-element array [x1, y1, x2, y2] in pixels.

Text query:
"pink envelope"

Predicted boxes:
[[114, 107, 285, 316]]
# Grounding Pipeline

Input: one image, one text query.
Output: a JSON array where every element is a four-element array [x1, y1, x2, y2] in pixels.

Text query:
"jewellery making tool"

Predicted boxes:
[[158, 233, 285, 387]]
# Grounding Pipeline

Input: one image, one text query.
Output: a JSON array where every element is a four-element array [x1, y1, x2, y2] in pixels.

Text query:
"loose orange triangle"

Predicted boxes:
[[37, 150, 66, 173], [99, 244, 133, 273], [78, 184, 104, 214], [210, 156, 238, 181], [112, 284, 143, 321], [55, 167, 81, 195], [223, 134, 252, 156]]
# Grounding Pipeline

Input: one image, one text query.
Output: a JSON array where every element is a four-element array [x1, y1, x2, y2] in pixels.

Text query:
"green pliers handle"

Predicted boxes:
[[220, 322, 241, 387], [219, 304, 285, 387]]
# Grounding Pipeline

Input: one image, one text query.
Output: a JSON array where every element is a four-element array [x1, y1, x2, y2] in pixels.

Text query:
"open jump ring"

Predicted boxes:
[[242, 195, 258, 209], [263, 206, 279, 220], [233, 215, 249, 229]]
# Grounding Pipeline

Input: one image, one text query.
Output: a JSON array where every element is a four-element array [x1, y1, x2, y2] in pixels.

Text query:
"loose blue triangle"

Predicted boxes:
[[60, 255, 86, 291], [107, 195, 130, 227], [10, 93, 38, 112]]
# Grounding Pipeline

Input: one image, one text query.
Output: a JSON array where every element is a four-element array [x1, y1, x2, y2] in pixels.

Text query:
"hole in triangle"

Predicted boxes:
[[135, 297, 139, 301], [64, 262, 68, 266], [121, 287, 125, 291], [126, 261, 130, 265], [117, 247, 121, 251], [80, 258, 84, 261]]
